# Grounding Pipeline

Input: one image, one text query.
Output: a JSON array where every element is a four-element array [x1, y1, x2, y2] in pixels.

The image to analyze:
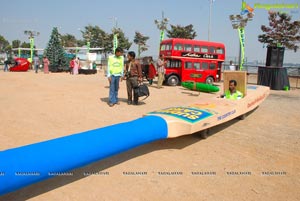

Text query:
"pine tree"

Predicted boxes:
[[44, 27, 67, 72]]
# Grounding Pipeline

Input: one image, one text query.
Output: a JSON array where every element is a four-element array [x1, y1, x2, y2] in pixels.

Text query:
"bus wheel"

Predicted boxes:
[[205, 77, 214, 85], [167, 75, 179, 86]]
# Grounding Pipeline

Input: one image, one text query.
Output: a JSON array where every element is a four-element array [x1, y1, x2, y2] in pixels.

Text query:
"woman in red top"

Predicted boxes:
[[148, 57, 156, 85], [69, 57, 75, 74]]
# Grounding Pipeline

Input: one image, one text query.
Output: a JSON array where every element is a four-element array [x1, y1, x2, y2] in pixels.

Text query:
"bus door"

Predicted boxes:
[[182, 61, 197, 82], [201, 61, 217, 84], [216, 62, 222, 82], [193, 62, 205, 83]]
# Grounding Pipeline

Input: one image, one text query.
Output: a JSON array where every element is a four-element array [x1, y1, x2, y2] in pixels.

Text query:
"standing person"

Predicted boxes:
[[125, 51, 143, 105], [33, 55, 40, 73], [69, 56, 75, 74], [229, 60, 236, 71], [107, 47, 124, 107], [73, 57, 80, 75], [157, 54, 166, 89], [148, 57, 156, 85], [3, 53, 9, 72], [43, 56, 50, 74]]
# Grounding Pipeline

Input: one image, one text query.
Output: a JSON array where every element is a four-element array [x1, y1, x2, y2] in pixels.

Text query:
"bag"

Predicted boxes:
[[134, 83, 150, 100]]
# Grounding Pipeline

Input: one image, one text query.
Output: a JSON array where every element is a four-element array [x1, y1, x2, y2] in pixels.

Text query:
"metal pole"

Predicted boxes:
[[238, 33, 241, 70], [208, 0, 212, 41]]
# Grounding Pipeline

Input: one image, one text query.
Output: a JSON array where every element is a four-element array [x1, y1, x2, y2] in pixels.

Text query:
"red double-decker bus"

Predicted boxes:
[[159, 38, 225, 86]]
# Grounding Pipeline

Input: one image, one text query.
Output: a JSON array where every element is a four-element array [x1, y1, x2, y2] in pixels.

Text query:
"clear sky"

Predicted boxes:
[[1, 0, 300, 64]]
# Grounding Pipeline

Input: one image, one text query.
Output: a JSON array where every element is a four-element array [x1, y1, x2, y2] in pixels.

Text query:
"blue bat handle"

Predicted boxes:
[[0, 115, 168, 195]]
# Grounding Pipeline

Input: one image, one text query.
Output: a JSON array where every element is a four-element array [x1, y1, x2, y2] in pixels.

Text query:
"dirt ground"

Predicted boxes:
[[0, 70, 299, 201]]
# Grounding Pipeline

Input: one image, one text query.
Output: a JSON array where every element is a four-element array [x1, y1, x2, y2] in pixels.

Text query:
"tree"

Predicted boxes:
[[106, 28, 132, 54], [258, 11, 300, 52], [0, 35, 10, 53], [11, 40, 21, 55], [60, 34, 77, 48], [80, 25, 107, 49], [166, 24, 197, 39], [12, 40, 21, 48], [44, 27, 67, 72], [133, 31, 149, 57]]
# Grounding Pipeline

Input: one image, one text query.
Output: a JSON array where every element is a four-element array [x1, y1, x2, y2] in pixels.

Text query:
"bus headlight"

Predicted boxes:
[[216, 74, 219, 78]]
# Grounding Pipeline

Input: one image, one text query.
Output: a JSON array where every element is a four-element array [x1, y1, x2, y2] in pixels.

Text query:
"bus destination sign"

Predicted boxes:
[[181, 52, 218, 59]]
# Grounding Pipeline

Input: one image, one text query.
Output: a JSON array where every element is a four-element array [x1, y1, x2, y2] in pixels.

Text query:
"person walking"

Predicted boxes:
[[107, 47, 124, 107], [33, 55, 40, 73], [147, 57, 156, 85], [43, 56, 50, 74], [125, 51, 143, 105], [157, 54, 166, 88]]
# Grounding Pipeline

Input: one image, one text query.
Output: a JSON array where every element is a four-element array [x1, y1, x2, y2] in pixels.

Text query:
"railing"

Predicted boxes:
[[222, 64, 300, 88]]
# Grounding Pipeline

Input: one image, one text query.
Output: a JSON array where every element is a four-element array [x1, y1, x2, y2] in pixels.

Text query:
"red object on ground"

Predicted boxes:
[[9, 58, 30, 72]]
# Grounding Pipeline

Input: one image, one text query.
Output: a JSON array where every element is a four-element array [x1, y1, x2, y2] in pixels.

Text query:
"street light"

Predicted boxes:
[[154, 11, 169, 49], [78, 28, 92, 53], [24, 30, 40, 63], [229, 3, 254, 70], [208, 0, 215, 41], [84, 31, 92, 53]]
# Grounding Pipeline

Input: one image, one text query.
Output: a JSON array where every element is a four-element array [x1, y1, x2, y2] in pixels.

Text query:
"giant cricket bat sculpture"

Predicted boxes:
[[0, 83, 269, 195]]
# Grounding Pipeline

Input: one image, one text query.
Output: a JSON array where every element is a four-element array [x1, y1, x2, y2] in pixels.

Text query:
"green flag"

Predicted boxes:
[[159, 30, 165, 43], [113, 34, 118, 53], [238, 27, 245, 70]]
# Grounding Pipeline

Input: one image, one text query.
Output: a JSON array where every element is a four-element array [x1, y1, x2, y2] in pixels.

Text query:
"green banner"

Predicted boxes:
[[87, 41, 90, 53], [30, 38, 34, 63], [159, 30, 165, 43], [113, 34, 118, 53], [238, 27, 245, 70]]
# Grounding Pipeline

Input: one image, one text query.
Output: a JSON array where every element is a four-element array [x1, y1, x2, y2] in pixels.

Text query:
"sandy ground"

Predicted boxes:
[[0, 69, 299, 201]]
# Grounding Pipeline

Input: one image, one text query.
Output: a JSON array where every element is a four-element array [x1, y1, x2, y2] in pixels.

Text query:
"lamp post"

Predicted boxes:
[[24, 30, 40, 63], [229, 1, 254, 70], [154, 11, 169, 51], [84, 31, 92, 53], [208, 0, 215, 41], [110, 16, 118, 53]]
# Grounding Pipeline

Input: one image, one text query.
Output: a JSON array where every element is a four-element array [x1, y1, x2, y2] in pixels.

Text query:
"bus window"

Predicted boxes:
[[201, 46, 208, 53], [193, 45, 201, 52], [185, 62, 193, 69], [161, 43, 171, 51], [216, 47, 224, 54], [174, 43, 183, 50], [194, 62, 201, 70], [209, 46, 216, 53], [209, 63, 216, 70], [202, 62, 209, 70], [167, 60, 182, 68], [175, 60, 182, 68], [166, 43, 172, 50], [184, 44, 192, 51]]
